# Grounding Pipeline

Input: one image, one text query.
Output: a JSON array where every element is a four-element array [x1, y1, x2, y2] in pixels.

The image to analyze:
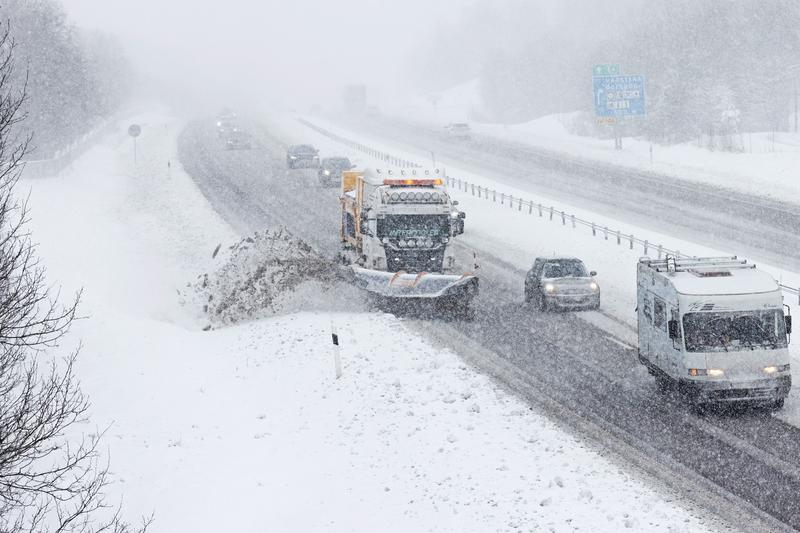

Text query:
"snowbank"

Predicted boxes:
[[18, 107, 726, 532]]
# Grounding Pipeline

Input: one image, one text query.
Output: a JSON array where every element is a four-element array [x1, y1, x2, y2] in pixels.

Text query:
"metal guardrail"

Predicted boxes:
[[21, 118, 118, 180], [298, 117, 800, 303]]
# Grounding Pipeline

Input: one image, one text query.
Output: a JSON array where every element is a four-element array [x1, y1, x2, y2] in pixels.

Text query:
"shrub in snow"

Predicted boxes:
[[190, 227, 351, 325]]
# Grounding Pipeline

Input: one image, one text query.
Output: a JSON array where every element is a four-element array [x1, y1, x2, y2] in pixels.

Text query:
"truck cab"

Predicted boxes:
[[340, 168, 460, 273], [637, 256, 791, 409]]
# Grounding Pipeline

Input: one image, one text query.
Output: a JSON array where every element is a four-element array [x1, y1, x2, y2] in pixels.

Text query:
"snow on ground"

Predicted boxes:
[[387, 79, 800, 205], [15, 109, 731, 532], [270, 113, 800, 426]]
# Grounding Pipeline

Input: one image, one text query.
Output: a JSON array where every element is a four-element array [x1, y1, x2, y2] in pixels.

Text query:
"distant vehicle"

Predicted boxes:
[[637, 256, 791, 409], [225, 130, 253, 150], [444, 122, 472, 140], [318, 157, 353, 186], [286, 144, 320, 169], [217, 119, 238, 138], [524, 256, 599, 311]]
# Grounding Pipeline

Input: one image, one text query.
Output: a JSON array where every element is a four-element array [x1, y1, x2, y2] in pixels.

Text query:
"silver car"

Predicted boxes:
[[524, 256, 600, 311]]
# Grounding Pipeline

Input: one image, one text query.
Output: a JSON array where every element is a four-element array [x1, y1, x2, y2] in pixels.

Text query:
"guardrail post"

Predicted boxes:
[[571, 214, 576, 228], [616, 231, 621, 245], [528, 201, 533, 214], [561, 212, 566, 225], [509, 195, 513, 208], [657, 244, 663, 258], [538, 204, 543, 217], [604, 226, 608, 240], [518, 198, 522, 211], [493, 190, 497, 202], [549, 207, 554, 221], [501, 193, 505, 205], [630, 235, 634, 249], [471, 183, 475, 196], [591, 222, 596, 236], [644, 240, 649, 255]]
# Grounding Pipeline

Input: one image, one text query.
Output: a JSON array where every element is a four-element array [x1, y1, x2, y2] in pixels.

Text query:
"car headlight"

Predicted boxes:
[[324, 170, 331, 175], [689, 368, 724, 377], [289, 155, 297, 159], [544, 283, 555, 293], [590, 281, 599, 291]]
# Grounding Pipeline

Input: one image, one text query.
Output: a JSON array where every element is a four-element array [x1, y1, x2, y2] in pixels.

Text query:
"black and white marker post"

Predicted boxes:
[[331, 321, 342, 379]]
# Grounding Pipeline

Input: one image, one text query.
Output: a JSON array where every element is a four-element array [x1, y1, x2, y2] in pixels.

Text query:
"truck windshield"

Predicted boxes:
[[683, 310, 787, 352], [377, 215, 449, 239]]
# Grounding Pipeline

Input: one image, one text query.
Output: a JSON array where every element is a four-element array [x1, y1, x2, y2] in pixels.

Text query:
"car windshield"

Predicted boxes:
[[683, 310, 787, 352], [290, 145, 315, 154], [377, 215, 449, 239], [543, 261, 588, 278], [323, 158, 351, 168]]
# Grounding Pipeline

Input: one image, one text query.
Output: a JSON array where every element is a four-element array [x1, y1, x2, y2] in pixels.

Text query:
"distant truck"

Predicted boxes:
[[339, 168, 476, 316], [637, 256, 791, 409]]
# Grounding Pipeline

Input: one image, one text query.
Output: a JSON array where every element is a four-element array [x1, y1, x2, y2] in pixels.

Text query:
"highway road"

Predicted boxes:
[[178, 118, 800, 531], [329, 115, 800, 273]]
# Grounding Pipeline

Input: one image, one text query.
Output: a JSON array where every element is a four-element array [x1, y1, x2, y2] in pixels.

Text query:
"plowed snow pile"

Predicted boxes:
[[188, 228, 361, 324]]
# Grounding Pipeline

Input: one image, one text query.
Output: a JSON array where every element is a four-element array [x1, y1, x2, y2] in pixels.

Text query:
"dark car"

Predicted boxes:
[[286, 144, 319, 169], [225, 130, 252, 150], [317, 157, 353, 186], [524, 256, 600, 311]]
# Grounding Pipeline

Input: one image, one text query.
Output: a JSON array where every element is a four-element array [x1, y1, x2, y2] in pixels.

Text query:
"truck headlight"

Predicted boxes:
[[590, 281, 599, 291], [707, 368, 725, 378], [324, 170, 330, 175], [544, 283, 555, 293]]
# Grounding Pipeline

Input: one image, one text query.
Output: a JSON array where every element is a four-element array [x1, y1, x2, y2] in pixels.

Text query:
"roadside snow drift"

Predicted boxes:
[[19, 108, 725, 532]]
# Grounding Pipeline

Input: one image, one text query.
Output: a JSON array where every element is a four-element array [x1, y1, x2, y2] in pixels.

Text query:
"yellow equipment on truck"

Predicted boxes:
[[340, 167, 478, 316]]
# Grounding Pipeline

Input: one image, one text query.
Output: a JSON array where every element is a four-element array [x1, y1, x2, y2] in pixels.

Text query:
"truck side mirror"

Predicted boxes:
[[786, 315, 792, 335], [668, 320, 679, 339]]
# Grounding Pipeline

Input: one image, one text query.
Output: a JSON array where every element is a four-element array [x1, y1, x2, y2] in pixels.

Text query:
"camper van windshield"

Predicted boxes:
[[377, 215, 449, 239], [683, 310, 787, 352]]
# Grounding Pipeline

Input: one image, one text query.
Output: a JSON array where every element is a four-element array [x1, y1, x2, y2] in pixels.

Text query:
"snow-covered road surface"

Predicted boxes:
[[16, 108, 743, 532]]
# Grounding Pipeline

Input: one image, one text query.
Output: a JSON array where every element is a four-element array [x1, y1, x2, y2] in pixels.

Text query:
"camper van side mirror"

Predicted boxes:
[[786, 315, 792, 335], [668, 319, 680, 339]]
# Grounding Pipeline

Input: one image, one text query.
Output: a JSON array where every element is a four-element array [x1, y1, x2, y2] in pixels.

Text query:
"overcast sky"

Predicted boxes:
[[60, 0, 471, 110]]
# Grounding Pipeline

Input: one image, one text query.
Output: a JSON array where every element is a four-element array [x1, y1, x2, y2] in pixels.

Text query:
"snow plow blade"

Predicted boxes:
[[351, 267, 478, 300]]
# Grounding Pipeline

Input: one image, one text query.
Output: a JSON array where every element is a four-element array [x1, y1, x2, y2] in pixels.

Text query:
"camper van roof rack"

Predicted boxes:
[[642, 256, 755, 273]]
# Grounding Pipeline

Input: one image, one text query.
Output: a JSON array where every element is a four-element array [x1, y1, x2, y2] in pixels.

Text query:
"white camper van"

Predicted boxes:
[[637, 256, 792, 408]]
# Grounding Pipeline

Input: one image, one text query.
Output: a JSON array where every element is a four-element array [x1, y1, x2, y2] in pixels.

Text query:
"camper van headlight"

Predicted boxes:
[[544, 283, 555, 293], [763, 364, 790, 374], [707, 368, 725, 378]]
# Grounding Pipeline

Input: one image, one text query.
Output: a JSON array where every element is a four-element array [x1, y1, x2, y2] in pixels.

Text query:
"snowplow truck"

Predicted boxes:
[[340, 167, 478, 315]]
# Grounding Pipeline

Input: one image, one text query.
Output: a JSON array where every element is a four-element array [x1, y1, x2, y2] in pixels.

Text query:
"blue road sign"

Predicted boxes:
[[593, 75, 646, 117]]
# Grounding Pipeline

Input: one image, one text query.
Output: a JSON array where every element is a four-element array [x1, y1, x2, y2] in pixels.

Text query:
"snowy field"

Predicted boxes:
[[387, 79, 800, 205], [16, 108, 731, 532], [270, 113, 800, 426]]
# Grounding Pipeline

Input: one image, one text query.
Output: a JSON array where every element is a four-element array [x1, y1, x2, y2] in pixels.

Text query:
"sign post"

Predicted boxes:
[[128, 124, 142, 165], [592, 68, 645, 150]]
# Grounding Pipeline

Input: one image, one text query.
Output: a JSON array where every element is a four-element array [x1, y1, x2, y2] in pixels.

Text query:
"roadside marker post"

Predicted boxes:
[[331, 321, 342, 379]]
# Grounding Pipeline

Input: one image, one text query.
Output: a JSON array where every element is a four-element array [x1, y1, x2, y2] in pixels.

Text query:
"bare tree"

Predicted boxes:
[[0, 22, 149, 533]]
